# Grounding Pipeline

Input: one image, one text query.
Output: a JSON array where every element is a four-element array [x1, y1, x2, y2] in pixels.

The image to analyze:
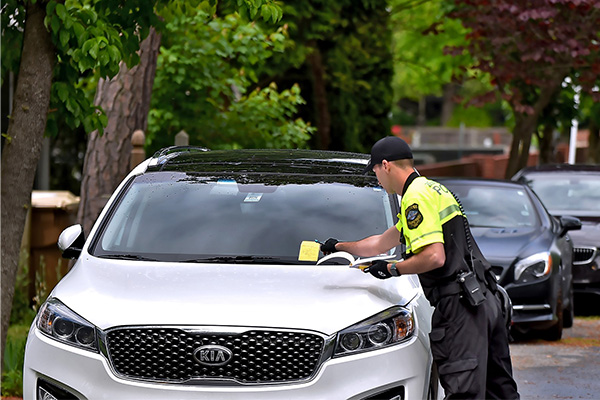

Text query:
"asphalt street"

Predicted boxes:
[[510, 317, 600, 399]]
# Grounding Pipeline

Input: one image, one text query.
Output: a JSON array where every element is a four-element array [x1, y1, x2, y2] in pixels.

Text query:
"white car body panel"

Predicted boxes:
[[49, 255, 422, 333]]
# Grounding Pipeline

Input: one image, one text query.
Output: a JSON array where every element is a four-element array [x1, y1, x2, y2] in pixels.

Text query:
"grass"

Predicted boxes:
[[2, 325, 30, 397], [2, 250, 48, 398]]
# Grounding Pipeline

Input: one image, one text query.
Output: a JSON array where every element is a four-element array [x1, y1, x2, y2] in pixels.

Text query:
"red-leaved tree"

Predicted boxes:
[[447, 0, 600, 177]]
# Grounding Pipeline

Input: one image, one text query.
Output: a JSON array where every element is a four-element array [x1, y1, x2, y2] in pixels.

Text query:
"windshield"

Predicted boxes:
[[523, 173, 600, 215], [91, 172, 397, 263], [445, 184, 539, 228]]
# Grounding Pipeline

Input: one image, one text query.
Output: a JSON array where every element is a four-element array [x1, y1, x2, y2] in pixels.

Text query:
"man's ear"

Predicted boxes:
[[381, 159, 391, 172]]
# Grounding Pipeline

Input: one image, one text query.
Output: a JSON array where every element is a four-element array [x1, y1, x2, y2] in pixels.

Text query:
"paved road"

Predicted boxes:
[[510, 318, 600, 399]]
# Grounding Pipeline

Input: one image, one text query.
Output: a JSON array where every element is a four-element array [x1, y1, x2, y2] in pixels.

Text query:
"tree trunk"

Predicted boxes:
[[441, 83, 457, 126], [504, 82, 565, 178], [77, 28, 161, 235], [1, 0, 54, 373], [306, 43, 331, 150], [536, 124, 557, 164], [506, 113, 538, 178]]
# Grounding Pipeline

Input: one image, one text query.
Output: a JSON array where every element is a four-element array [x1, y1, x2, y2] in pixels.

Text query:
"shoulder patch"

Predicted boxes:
[[405, 203, 423, 230]]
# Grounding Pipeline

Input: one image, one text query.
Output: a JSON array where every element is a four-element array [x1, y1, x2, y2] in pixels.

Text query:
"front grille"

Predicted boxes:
[[105, 327, 325, 385], [573, 247, 597, 265]]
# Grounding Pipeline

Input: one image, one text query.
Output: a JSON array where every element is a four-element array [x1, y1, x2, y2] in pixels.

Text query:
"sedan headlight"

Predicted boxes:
[[333, 306, 414, 357], [514, 252, 552, 284], [37, 298, 98, 352]]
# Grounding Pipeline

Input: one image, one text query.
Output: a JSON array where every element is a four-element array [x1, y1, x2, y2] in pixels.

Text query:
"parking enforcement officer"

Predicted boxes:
[[321, 136, 519, 399]]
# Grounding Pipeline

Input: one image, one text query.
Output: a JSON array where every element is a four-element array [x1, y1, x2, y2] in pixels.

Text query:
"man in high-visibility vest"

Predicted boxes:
[[322, 136, 519, 399]]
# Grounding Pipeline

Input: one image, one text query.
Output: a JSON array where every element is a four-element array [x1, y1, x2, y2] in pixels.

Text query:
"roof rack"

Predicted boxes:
[[147, 146, 210, 170]]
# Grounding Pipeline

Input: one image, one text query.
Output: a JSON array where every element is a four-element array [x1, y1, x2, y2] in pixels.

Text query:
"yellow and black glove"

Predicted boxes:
[[320, 238, 338, 255], [363, 260, 393, 280]]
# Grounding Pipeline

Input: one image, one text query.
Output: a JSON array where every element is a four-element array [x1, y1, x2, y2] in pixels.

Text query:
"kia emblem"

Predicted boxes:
[[193, 345, 233, 366]]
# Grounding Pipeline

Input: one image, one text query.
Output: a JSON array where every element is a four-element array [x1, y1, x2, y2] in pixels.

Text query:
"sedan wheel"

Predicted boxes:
[[563, 282, 574, 329]]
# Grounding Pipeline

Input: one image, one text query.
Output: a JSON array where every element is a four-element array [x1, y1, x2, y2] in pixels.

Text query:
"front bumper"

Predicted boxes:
[[24, 326, 433, 400], [573, 253, 600, 297], [506, 278, 556, 329]]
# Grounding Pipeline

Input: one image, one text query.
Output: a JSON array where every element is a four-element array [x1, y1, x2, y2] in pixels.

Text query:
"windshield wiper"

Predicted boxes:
[[99, 254, 159, 261], [181, 256, 290, 264]]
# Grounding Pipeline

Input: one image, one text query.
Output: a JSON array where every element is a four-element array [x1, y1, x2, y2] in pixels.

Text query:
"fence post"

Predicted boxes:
[[131, 129, 146, 170], [175, 130, 189, 146]]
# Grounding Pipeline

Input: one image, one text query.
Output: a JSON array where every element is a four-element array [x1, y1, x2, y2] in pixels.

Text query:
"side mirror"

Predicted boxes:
[[559, 216, 582, 237], [58, 224, 85, 259]]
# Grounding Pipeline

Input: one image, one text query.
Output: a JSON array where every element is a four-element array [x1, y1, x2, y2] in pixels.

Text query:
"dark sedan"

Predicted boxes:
[[437, 178, 581, 340], [513, 164, 600, 304]]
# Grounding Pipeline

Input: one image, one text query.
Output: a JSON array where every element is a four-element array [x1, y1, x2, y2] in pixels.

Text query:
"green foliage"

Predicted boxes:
[[0, 1, 25, 87], [9, 250, 37, 327], [447, 103, 500, 128], [1, 325, 29, 397], [147, 9, 314, 152], [390, 0, 473, 101], [1, 0, 284, 140], [326, 1, 394, 152], [270, 0, 394, 152], [2, 250, 37, 398], [212, 83, 313, 149], [41, 0, 163, 137]]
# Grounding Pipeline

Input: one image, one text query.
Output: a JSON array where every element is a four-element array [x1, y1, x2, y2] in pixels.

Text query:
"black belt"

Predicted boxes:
[[429, 281, 462, 306], [428, 280, 489, 306]]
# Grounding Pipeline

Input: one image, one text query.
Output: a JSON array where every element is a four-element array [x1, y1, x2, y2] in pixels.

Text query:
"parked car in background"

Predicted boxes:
[[513, 164, 600, 305], [24, 147, 441, 400], [436, 178, 581, 340]]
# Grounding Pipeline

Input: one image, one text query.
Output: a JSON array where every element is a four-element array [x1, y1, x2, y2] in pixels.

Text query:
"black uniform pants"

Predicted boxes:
[[429, 290, 520, 399]]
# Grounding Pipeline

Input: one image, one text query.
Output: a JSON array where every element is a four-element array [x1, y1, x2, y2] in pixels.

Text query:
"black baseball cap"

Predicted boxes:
[[363, 136, 413, 173]]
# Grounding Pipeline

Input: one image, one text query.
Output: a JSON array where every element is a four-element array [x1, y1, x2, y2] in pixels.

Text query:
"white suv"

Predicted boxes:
[[24, 148, 438, 400]]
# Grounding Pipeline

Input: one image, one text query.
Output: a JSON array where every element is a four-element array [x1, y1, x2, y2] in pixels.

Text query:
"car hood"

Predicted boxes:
[[470, 226, 542, 262], [51, 255, 421, 336], [566, 221, 600, 248]]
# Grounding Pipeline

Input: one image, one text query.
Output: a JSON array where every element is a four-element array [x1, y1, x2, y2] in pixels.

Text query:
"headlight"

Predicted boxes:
[[514, 252, 552, 283], [37, 298, 98, 352], [333, 306, 414, 357]]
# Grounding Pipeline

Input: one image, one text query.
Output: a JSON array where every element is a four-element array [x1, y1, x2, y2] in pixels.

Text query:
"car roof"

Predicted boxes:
[[513, 163, 600, 179], [145, 147, 370, 176], [434, 176, 528, 189]]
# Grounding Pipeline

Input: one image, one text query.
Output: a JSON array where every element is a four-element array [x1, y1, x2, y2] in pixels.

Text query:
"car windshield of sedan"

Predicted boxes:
[[451, 186, 538, 228], [523, 174, 600, 214], [90, 172, 397, 263]]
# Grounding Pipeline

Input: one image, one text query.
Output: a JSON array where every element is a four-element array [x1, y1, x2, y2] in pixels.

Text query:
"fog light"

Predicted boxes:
[[340, 332, 363, 351], [39, 386, 58, 400], [37, 378, 78, 400]]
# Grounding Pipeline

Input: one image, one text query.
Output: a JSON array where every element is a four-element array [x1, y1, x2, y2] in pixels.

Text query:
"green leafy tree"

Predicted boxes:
[[447, 0, 600, 177], [390, 0, 471, 125], [77, 2, 293, 234], [147, 9, 314, 153], [1, 0, 162, 372], [266, 0, 394, 152], [326, 2, 394, 152], [0, 0, 282, 371]]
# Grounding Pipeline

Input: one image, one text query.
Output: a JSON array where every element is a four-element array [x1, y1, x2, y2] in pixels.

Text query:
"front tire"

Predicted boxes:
[[543, 289, 564, 341], [563, 282, 574, 328]]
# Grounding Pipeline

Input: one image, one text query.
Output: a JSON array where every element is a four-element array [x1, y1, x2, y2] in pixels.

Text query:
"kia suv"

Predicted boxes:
[[24, 147, 439, 400]]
